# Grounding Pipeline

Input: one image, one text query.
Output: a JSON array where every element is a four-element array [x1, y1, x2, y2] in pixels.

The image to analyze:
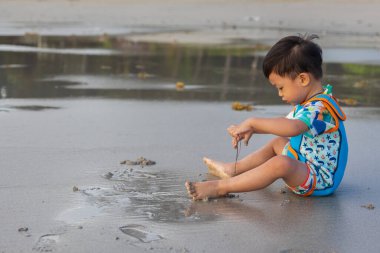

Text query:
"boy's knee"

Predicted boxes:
[[271, 155, 295, 176], [271, 137, 288, 145], [271, 137, 289, 155]]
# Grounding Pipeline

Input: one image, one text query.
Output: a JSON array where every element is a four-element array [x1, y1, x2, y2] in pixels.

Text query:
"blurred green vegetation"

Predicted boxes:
[[342, 64, 380, 76]]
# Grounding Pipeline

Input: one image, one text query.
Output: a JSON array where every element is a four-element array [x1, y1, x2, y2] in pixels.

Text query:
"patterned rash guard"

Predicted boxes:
[[283, 85, 348, 196]]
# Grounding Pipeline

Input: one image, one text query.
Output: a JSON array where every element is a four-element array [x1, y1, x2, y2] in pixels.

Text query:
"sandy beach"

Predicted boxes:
[[1, 0, 380, 47], [1, 99, 379, 252], [0, 0, 380, 252]]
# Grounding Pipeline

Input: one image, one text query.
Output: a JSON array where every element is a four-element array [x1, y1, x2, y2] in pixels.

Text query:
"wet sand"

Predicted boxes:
[[0, 0, 380, 252], [1, 99, 379, 252]]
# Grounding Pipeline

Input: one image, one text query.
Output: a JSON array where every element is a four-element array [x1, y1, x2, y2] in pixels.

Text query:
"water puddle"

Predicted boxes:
[[0, 44, 120, 55], [100, 164, 193, 223], [10, 105, 61, 111], [0, 34, 379, 105]]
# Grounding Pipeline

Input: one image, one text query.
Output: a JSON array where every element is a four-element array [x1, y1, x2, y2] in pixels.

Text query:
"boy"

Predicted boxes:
[[186, 34, 348, 200]]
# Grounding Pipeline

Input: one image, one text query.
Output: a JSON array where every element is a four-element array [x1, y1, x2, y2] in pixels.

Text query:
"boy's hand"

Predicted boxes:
[[227, 122, 253, 148]]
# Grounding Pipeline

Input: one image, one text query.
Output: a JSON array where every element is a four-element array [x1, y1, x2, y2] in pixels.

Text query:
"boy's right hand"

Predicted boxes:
[[227, 123, 254, 148]]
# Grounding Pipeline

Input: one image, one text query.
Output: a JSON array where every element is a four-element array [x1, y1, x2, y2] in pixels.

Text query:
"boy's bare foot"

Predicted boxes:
[[203, 157, 234, 179], [185, 180, 226, 201]]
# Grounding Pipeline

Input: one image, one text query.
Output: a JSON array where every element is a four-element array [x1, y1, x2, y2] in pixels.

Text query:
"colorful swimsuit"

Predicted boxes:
[[282, 85, 348, 196]]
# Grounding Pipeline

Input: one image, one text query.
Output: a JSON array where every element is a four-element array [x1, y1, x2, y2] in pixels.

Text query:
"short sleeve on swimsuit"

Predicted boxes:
[[287, 101, 336, 137]]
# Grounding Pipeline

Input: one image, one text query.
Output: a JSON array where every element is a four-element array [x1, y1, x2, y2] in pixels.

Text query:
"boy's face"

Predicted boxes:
[[268, 72, 309, 105]]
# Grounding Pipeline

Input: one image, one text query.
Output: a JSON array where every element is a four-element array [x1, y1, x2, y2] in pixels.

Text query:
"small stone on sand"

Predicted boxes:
[[176, 81, 185, 90], [231, 102, 253, 111], [120, 157, 156, 167], [361, 203, 375, 210], [18, 227, 28, 232], [104, 172, 114, 179], [73, 186, 79, 192], [120, 160, 138, 165]]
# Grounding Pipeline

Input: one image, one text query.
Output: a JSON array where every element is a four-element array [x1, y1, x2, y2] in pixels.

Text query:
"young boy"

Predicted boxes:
[[186, 34, 348, 200]]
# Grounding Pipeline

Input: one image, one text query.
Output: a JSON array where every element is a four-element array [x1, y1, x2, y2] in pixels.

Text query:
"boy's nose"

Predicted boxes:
[[278, 90, 283, 97]]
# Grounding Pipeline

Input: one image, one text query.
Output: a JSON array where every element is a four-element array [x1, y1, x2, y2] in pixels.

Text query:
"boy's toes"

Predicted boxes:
[[185, 181, 196, 195]]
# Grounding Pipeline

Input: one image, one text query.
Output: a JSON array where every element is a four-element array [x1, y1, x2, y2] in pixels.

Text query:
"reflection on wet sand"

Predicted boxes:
[[10, 105, 61, 111], [184, 197, 266, 223], [68, 160, 271, 224], [68, 155, 345, 247], [186, 188, 345, 253], [0, 34, 380, 105]]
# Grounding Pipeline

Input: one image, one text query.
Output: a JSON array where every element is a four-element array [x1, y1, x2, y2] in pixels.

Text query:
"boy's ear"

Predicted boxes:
[[297, 72, 311, 87]]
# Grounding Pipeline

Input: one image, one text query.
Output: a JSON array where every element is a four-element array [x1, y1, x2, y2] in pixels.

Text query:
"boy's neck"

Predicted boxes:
[[305, 80, 324, 101]]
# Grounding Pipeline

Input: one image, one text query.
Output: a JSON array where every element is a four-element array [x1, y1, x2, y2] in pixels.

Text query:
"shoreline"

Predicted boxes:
[[0, 0, 380, 48]]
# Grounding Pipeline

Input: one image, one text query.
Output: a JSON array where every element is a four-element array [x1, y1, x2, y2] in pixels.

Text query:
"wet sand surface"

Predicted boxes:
[[1, 0, 380, 252], [1, 99, 379, 252]]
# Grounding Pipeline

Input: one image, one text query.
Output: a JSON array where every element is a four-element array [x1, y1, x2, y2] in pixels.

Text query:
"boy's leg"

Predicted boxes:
[[205, 137, 289, 178], [186, 155, 309, 200]]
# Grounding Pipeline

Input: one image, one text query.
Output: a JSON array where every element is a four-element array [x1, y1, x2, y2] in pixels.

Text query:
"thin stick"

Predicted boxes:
[[234, 140, 242, 176]]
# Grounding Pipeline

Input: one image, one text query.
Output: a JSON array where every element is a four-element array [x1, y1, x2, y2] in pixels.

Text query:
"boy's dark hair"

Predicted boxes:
[[262, 34, 323, 80]]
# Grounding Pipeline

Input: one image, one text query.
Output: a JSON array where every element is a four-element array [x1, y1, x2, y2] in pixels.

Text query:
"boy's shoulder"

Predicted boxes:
[[292, 99, 325, 117], [304, 92, 347, 123]]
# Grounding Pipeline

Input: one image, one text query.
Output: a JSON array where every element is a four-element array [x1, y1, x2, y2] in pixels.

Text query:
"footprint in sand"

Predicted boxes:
[[119, 224, 162, 243], [102, 168, 158, 181], [32, 234, 60, 252]]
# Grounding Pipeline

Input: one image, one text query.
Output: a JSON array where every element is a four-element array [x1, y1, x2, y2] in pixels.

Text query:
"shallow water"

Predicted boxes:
[[0, 34, 380, 106]]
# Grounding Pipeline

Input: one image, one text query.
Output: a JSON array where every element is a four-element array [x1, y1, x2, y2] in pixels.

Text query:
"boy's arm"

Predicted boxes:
[[228, 117, 308, 148], [247, 117, 308, 137]]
